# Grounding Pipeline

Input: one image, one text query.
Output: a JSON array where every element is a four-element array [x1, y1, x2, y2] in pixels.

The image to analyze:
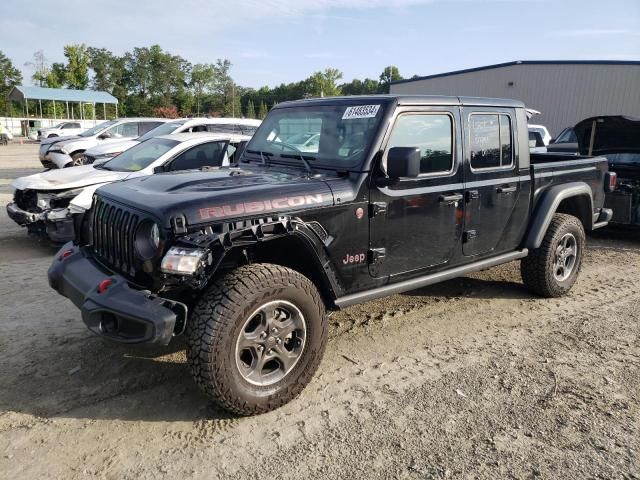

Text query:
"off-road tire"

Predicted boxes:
[[186, 263, 328, 415], [521, 213, 585, 297], [70, 152, 85, 167]]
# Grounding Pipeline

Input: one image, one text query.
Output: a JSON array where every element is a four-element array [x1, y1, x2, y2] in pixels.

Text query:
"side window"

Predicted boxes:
[[469, 114, 512, 170], [241, 125, 258, 135], [387, 113, 454, 175], [109, 122, 140, 138], [61, 123, 72, 129], [71, 123, 81, 129], [206, 124, 237, 134], [139, 122, 163, 135], [169, 141, 227, 171]]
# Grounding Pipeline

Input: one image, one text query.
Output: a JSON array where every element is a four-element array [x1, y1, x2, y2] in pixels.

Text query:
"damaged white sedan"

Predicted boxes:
[[7, 132, 251, 242]]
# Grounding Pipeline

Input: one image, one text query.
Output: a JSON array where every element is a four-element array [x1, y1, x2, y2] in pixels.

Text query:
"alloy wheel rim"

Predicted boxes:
[[235, 300, 307, 386], [553, 233, 578, 282]]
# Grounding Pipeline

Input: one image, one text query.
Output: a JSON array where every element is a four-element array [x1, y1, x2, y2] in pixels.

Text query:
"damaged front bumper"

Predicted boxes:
[[6, 203, 76, 243], [48, 244, 187, 345]]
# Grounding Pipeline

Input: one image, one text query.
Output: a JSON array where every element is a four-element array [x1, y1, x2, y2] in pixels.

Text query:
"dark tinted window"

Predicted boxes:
[[139, 121, 164, 135], [169, 141, 227, 171], [470, 114, 512, 169], [387, 114, 454, 174], [555, 128, 577, 144], [241, 125, 258, 135], [206, 124, 238, 134]]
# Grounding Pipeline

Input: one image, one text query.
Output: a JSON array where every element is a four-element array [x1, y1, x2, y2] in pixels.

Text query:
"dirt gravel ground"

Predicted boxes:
[[0, 143, 638, 479]]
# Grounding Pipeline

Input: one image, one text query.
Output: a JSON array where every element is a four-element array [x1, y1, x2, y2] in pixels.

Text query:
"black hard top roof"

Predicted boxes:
[[274, 94, 525, 109]]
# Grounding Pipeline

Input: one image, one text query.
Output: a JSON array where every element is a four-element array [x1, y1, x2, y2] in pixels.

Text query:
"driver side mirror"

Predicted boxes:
[[387, 147, 421, 179], [549, 138, 556, 144], [153, 165, 166, 174], [98, 132, 112, 140]]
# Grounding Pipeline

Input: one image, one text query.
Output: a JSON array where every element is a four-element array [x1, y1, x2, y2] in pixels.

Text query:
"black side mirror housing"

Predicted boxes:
[[387, 147, 421, 179], [98, 132, 111, 140], [549, 138, 556, 144], [153, 165, 165, 174]]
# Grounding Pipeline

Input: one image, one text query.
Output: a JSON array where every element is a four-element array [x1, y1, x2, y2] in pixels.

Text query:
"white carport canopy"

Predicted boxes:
[[8, 85, 119, 120]]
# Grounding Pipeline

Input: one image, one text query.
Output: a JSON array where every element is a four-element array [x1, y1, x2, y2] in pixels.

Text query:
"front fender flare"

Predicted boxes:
[[525, 182, 593, 249]]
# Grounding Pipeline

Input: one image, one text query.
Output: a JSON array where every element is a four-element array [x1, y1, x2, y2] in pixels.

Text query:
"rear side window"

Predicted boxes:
[[207, 124, 238, 134], [469, 114, 512, 170], [387, 113, 454, 175], [169, 141, 227, 171], [139, 122, 164, 135]]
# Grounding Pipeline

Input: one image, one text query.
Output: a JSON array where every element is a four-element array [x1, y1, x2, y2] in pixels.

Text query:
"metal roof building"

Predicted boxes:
[[390, 61, 640, 136], [8, 85, 119, 120]]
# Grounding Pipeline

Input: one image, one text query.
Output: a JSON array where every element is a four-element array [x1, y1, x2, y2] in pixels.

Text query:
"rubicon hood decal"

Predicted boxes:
[[200, 194, 326, 220]]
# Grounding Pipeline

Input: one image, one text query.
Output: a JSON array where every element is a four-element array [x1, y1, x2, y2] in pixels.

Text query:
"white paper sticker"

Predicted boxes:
[[342, 104, 381, 120]]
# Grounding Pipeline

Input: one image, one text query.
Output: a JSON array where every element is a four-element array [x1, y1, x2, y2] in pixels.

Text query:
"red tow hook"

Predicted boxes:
[[97, 279, 113, 294], [59, 249, 74, 261]]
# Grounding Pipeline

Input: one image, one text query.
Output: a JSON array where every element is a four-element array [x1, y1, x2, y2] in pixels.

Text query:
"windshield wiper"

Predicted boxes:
[[280, 153, 315, 176], [245, 149, 273, 166]]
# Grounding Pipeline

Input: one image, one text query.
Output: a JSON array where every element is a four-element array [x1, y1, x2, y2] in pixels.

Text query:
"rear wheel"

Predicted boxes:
[[186, 263, 328, 415], [521, 213, 585, 297]]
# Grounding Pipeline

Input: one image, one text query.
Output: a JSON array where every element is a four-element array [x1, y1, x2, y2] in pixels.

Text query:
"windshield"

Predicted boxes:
[[244, 103, 385, 168], [100, 137, 179, 172], [137, 120, 185, 142], [80, 120, 116, 137]]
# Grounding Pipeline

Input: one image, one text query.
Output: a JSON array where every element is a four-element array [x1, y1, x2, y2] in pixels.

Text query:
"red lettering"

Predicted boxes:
[[305, 194, 323, 205], [288, 196, 305, 207], [244, 201, 264, 214], [223, 204, 245, 216], [272, 198, 288, 208]]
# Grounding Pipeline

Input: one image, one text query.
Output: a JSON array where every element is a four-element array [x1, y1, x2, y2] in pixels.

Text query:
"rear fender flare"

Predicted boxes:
[[525, 182, 593, 249]]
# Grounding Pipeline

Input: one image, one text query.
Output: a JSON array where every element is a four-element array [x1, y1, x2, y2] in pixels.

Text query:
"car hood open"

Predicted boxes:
[[575, 115, 640, 156], [11, 164, 130, 192]]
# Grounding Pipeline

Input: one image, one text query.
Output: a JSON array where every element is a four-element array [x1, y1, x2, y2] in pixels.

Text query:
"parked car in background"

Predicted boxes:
[[528, 124, 552, 145], [574, 115, 640, 226], [528, 130, 547, 153], [8, 132, 251, 242], [547, 127, 578, 154], [39, 118, 169, 169], [37, 122, 84, 140], [82, 117, 261, 164]]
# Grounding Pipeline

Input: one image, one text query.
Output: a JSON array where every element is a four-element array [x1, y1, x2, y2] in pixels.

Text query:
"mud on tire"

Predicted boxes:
[[521, 213, 585, 298], [186, 263, 328, 415]]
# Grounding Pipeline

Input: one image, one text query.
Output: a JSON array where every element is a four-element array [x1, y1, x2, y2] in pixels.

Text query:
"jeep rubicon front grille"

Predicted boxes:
[[92, 196, 140, 276]]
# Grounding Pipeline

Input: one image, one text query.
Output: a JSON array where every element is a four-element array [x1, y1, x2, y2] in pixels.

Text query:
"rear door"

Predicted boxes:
[[369, 106, 464, 277], [462, 108, 520, 256]]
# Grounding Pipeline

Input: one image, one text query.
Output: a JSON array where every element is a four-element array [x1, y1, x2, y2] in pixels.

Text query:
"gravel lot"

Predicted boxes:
[[0, 143, 638, 479]]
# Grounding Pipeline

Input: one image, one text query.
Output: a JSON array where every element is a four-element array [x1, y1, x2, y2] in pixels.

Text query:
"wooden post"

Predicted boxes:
[[39, 98, 43, 118], [103, 103, 106, 120], [53, 100, 57, 120]]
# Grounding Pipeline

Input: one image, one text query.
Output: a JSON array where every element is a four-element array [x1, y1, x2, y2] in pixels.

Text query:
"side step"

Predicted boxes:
[[335, 249, 528, 309]]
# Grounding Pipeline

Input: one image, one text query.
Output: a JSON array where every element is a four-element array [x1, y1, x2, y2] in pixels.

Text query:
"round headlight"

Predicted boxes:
[[135, 221, 161, 260]]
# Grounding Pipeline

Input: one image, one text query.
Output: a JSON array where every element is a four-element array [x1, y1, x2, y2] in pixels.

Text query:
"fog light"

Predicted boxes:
[[161, 247, 208, 275]]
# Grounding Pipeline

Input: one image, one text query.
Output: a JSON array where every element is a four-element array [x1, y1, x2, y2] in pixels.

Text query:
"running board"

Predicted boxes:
[[335, 249, 528, 309]]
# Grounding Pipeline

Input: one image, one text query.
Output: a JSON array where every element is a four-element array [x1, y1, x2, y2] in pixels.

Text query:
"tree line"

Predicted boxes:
[[1, 45, 406, 120]]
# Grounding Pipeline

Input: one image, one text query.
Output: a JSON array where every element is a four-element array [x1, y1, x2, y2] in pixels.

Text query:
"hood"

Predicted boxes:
[[86, 139, 139, 156], [575, 115, 640, 156], [11, 164, 130, 192], [41, 135, 82, 147], [97, 165, 336, 228]]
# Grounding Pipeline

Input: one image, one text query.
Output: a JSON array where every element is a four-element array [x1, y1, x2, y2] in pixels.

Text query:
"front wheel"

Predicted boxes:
[[521, 213, 585, 297], [70, 152, 85, 166], [186, 263, 328, 415]]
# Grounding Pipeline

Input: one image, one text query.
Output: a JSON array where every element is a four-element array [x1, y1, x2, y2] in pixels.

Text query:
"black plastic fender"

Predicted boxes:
[[525, 182, 593, 249]]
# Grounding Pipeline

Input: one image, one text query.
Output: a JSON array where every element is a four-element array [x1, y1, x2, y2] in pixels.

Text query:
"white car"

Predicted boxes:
[[528, 124, 552, 145], [38, 118, 169, 169], [8, 132, 251, 243], [83, 117, 261, 165], [37, 121, 85, 140]]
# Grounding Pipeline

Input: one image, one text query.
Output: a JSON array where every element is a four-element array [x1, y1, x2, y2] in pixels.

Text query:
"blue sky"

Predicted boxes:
[[1, 0, 639, 88]]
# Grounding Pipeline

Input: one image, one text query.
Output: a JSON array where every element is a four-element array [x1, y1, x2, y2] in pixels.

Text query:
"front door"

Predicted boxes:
[[462, 108, 520, 256], [369, 107, 464, 278]]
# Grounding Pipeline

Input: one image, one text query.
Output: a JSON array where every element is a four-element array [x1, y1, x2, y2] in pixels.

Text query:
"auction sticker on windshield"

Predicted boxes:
[[342, 105, 380, 120]]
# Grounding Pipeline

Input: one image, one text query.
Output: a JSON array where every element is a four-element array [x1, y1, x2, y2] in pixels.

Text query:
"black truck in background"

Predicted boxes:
[[573, 115, 640, 226], [49, 95, 615, 415]]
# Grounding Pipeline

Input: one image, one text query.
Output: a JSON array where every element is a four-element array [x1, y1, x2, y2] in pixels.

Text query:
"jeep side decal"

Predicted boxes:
[[199, 194, 326, 220]]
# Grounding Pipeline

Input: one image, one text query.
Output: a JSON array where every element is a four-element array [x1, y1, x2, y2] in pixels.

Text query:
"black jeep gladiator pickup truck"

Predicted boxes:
[[49, 95, 615, 415]]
